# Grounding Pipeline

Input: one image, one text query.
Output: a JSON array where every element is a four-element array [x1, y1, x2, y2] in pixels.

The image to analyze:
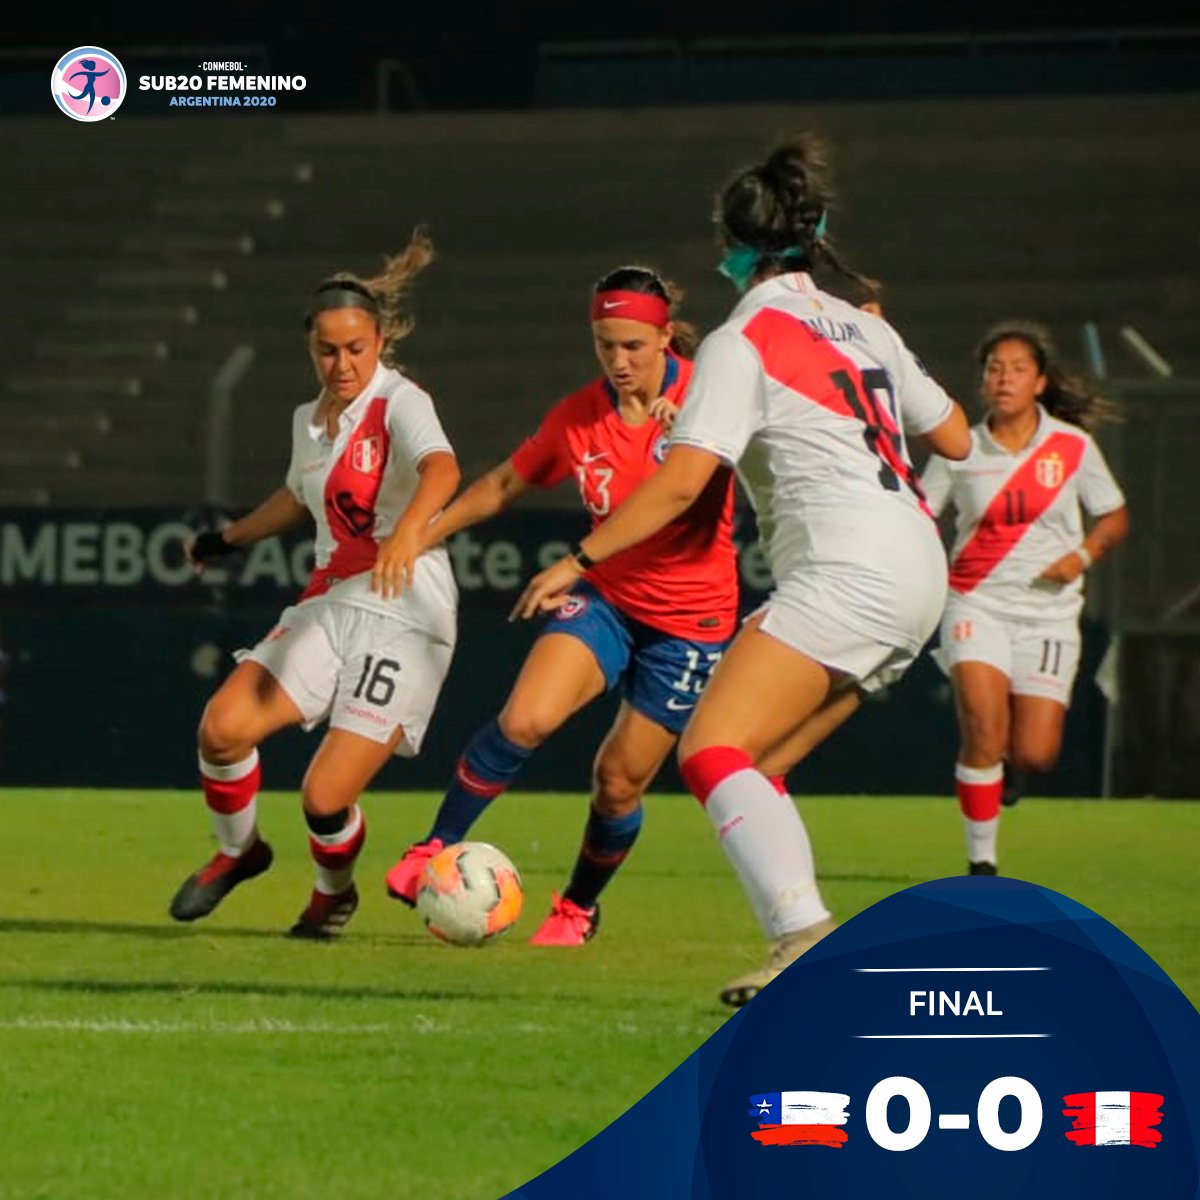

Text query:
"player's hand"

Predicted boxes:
[[1037, 552, 1087, 585], [648, 395, 680, 430], [372, 519, 422, 599], [510, 555, 585, 621], [187, 528, 236, 569]]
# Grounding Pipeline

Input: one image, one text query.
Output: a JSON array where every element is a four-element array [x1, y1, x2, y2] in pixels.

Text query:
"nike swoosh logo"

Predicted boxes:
[[581, 451, 609, 463], [665, 697, 694, 711], [601, 300, 628, 310]]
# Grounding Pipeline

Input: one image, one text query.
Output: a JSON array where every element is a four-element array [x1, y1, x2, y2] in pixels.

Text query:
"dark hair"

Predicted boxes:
[[309, 227, 435, 368], [593, 264, 699, 358], [716, 132, 878, 297], [976, 319, 1119, 429]]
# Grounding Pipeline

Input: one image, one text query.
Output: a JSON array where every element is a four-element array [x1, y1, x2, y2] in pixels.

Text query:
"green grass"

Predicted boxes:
[[0, 790, 1196, 1199]]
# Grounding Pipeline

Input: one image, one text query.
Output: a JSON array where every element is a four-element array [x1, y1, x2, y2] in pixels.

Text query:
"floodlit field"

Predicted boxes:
[[1, 790, 1196, 1200]]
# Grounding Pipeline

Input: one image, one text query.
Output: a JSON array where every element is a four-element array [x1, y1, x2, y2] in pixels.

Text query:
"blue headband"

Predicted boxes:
[[717, 212, 829, 293]]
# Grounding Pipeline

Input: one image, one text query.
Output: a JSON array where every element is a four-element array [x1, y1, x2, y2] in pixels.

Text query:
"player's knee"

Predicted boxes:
[[496, 708, 553, 750], [198, 698, 251, 762], [592, 759, 643, 815], [1010, 744, 1059, 774], [300, 773, 354, 819], [958, 710, 1006, 762]]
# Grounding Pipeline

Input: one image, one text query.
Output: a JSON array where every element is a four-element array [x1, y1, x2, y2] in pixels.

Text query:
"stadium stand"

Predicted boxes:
[[2, 94, 1197, 619]]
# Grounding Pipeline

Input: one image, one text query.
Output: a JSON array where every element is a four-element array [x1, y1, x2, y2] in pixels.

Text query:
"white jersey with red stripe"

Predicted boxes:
[[669, 271, 954, 651], [283, 362, 457, 641], [920, 406, 1125, 622]]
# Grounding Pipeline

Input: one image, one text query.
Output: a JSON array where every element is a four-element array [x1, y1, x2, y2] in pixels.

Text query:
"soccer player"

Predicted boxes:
[[513, 134, 971, 1004], [383, 265, 739, 945], [921, 320, 1129, 875], [169, 230, 461, 938]]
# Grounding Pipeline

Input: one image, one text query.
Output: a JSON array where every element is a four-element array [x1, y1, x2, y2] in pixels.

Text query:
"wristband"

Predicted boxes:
[[571, 542, 596, 570], [190, 529, 236, 564], [1076, 544, 1094, 570]]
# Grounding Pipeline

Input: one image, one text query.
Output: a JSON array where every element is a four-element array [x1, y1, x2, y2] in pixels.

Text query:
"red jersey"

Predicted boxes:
[[509, 355, 738, 640]]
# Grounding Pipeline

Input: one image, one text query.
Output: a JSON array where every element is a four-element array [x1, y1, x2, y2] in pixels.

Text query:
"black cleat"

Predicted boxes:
[[288, 885, 359, 940], [169, 839, 274, 922], [968, 861, 998, 876], [1001, 763, 1024, 808]]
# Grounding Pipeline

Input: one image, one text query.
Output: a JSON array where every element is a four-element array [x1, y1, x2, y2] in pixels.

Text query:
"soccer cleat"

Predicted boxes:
[[288, 885, 359, 939], [169, 838, 274, 922], [719, 917, 839, 1008], [528, 892, 600, 946], [384, 838, 444, 907], [969, 860, 999, 876]]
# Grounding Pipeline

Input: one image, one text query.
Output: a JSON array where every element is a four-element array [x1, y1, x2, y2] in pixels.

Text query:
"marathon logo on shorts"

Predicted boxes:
[[953, 620, 973, 642], [350, 435, 383, 475]]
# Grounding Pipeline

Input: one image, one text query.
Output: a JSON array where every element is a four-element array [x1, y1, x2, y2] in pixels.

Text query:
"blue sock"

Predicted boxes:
[[563, 806, 643, 909], [428, 718, 533, 844]]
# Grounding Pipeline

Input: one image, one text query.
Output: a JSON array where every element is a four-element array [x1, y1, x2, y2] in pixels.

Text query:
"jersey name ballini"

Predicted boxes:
[[920, 406, 1125, 621], [284, 362, 457, 638], [669, 272, 953, 643], [509, 354, 738, 640]]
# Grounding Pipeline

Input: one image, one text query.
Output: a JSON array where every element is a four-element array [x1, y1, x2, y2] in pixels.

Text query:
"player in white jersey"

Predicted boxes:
[[169, 230, 461, 938], [514, 134, 971, 1005], [921, 320, 1129, 876]]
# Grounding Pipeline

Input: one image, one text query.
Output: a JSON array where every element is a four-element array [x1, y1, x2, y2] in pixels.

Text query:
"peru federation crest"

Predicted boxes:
[[1035, 452, 1064, 489], [351, 435, 382, 475]]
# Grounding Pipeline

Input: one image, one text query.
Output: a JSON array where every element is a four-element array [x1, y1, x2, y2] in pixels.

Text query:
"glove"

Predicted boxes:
[[189, 529, 237, 566]]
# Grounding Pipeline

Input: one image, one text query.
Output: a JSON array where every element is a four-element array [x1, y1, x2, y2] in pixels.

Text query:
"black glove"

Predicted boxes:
[[189, 529, 237, 566]]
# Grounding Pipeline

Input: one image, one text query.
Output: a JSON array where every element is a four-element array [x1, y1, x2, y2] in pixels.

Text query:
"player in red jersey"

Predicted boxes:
[[922, 320, 1129, 875], [169, 231, 461, 938], [383, 265, 739, 944]]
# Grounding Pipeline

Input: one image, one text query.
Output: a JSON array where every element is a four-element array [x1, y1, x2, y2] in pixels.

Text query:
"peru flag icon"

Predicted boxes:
[[1062, 1091, 1164, 1147], [749, 1091, 849, 1147]]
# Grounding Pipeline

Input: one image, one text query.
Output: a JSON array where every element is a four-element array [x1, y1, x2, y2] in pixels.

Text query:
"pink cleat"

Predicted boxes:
[[528, 892, 599, 947], [384, 838, 443, 907]]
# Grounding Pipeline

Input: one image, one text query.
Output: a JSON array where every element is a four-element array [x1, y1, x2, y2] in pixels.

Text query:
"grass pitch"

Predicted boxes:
[[0, 789, 1196, 1200]]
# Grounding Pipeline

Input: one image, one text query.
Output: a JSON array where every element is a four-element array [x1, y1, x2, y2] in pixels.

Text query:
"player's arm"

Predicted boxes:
[[372, 451, 462, 598], [421, 458, 530, 548], [1038, 505, 1130, 584], [510, 445, 721, 620], [188, 487, 308, 567], [916, 402, 971, 461]]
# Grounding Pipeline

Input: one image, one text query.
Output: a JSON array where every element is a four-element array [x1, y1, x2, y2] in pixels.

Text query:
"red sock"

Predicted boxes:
[[955, 762, 1003, 821]]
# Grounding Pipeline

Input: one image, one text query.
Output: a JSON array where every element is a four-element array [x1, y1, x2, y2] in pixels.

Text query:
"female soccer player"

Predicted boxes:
[[514, 135, 971, 1004], [383, 265, 739, 946], [170, 230, 461, 938], [921, 320, 1129, 875]]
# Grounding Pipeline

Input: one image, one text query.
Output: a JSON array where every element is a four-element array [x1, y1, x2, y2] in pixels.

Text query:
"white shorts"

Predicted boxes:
[[236, 598, 455, 757], [755, 581, 928, 694], [933, 596, 1080, 704]]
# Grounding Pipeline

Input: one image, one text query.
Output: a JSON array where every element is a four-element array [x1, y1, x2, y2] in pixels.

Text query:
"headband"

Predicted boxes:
[[589, 289, 670, 328], [304, 286, 380, 328]]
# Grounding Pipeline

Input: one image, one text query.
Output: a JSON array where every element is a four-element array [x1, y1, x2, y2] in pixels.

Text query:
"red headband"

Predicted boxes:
[[589, 289, 670, 328]]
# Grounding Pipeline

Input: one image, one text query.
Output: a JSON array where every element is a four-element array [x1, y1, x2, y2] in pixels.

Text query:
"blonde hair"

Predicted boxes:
[[315, 227, 435, 367]]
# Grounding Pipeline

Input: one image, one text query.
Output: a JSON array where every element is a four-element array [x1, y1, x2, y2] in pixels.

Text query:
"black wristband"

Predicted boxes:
[[571, 542, 596, 570], [190, 529, 236, 564]]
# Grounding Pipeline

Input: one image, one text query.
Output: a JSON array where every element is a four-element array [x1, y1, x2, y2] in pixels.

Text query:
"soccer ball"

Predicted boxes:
[[415, 841, 524, 946]]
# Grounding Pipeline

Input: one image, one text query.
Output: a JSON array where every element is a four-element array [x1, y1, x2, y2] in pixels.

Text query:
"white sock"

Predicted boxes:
[[704, 770, 831, 938], [199, 751, 260, 856], [311, 806, 364, 895], [965, 817, 1000, 865]]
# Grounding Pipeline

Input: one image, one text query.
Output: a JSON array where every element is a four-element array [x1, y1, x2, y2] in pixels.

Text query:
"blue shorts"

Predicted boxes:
[[541, 582, 729, 734]]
